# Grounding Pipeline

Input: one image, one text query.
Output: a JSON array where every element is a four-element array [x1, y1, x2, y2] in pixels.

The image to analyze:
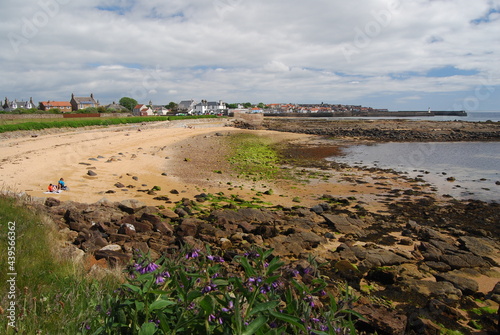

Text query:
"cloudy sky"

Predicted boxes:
[[1, 0, 499, 111]]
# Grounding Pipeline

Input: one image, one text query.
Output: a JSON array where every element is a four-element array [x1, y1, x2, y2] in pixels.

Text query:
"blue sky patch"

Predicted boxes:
[[426, 66, 478, 77], [471, 7, 500, 24], [96, 2, 135, 15]]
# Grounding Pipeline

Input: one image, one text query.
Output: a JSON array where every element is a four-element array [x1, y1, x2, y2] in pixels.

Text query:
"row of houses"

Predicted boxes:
[[265, 103, 388, 114], [1, 94, 101, 112], [132, 99, 228, 116]]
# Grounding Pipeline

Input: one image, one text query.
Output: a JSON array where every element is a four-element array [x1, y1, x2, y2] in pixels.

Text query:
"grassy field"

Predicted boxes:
[[0, 195, 119, 334], [0, 115, 218, 133]]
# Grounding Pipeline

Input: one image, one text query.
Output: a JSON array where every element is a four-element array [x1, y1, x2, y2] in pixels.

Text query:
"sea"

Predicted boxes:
[[326, 111, 500, 202]]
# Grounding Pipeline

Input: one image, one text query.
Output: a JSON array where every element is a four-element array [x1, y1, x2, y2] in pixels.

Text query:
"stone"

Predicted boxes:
[[94, 249, 131, 267], [159, 208, 179, 219], [118, 199, 146, 214], [434, 272, 479, 295], [114, 182, 125, 188], [99, 244, 122, 252], [45, 197, 61, 207], [87, 170, 97, 176], [176, 218, 203, 237], [459, 236, 500, 266], [322, 214, 369, 236], [400, 279, 462, 306], [118, 223, 136, 236], [354, 304, 407, 335], [358, 248, 409, 269]]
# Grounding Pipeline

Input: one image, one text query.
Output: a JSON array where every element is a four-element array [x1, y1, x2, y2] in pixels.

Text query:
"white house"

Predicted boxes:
[[193, 100, 226, 114], [178, 100, 197, 114], [133, 104, 154, 116], [2, 97, 35, 111]]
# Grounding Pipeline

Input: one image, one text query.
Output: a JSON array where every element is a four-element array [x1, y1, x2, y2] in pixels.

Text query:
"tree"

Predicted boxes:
[[166, 102, 178, 111], [119, 97, 138, 111], [242, 102, 252, 108]]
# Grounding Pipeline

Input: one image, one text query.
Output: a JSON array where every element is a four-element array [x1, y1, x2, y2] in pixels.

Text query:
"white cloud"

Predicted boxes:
[[0, 0, 499, 110]]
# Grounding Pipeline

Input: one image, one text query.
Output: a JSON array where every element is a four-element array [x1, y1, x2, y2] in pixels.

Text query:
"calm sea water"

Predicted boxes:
[[327, 111, 500, 122], [329, 141, 500, 202]]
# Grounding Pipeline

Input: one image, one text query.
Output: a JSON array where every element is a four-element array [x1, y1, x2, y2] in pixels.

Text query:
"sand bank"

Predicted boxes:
[[0, 119, 435, 210]]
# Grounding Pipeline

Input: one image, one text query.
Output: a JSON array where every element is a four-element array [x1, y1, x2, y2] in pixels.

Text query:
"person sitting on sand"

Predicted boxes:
[[58, 178, 67, 190], [48, 184, 57, 192]]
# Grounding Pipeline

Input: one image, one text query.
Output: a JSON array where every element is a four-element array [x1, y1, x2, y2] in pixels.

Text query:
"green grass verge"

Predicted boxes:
[[227, 133, 289, 182], [0, 195, 118, 334], [0, 115, 217, 133]]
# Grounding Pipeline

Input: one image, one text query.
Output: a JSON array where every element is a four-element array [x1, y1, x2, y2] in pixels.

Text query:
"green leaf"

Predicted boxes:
[[239, 256, 257, 277], [242, 315, 268, 335], [138, 322, 157, 335], [123, 283, 142, 294], [248, 300, 279, 316], [269, 310, 305, 331], [199, 295, 214, 314], [187, 290, 203, 302], [149, 300, 176, 311], [265, 258, 284, 276]]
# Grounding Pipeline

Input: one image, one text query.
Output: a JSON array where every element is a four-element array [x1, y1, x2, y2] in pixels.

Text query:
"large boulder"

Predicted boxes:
[[398, 279, 462, 306], [94, 249, 131, 267], [434, 272, 479, 296], [354, 304, 407, 335], [459, 236, 500, 266], [322, 214, 370, 236], [118, 199, 146, 214], [176, 218, 203, 237]]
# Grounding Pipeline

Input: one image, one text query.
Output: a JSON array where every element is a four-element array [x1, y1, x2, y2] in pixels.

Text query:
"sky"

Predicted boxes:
[[1, 0, 499, 111]]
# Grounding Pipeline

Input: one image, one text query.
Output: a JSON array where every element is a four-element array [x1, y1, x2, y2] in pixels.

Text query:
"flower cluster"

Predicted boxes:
[[87, 247, 358, 335]]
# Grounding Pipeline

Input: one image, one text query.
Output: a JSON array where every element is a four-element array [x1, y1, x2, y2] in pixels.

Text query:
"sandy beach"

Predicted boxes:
[[0, 118, 436, 211]]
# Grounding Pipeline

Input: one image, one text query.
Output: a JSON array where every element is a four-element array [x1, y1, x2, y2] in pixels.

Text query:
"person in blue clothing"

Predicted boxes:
[[58, 178, 68, 190]]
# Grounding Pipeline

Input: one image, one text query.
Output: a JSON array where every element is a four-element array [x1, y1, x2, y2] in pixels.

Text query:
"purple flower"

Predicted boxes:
[[244, 251, 260, 259], [208, 314, 223, 324], [207, 255, 225, 262], [304, 295, 315, 307], [201, 282, 217, 294], [135, 262, 160, 274], [155, 271, 170, 285], [260, 284, 271, 294], [302, 267, 313, 275], [185, 249, 200, 259], [222, 300, 234, 312]]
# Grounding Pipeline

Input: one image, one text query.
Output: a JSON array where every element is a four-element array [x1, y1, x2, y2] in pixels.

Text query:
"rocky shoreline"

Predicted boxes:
[[4, 119, 499, 333], [258, 118, 500, 142], [37, 189, 499, 334]]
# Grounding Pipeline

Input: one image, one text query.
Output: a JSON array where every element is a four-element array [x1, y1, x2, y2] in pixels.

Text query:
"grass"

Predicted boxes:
[[0, 115, 217, 133], [0, 195, 119, 334], [226, 133, 290, 182]]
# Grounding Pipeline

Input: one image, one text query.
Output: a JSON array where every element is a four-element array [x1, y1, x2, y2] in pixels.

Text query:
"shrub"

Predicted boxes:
[[86, 247, 359, 334]]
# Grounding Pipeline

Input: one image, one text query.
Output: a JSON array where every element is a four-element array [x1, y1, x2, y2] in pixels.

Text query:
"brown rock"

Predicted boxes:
[[354, 304, 407, 335], [94, 249, 131, 267]]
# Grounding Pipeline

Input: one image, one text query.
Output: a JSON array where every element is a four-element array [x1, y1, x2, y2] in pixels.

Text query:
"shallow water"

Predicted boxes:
[[328, 141, 500, 202], [320, 110, 500, 122]]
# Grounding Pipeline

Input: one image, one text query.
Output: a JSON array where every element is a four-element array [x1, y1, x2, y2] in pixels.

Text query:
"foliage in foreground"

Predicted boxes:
[[0, 195, 118, 334], [86, 247, 360, 335]]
